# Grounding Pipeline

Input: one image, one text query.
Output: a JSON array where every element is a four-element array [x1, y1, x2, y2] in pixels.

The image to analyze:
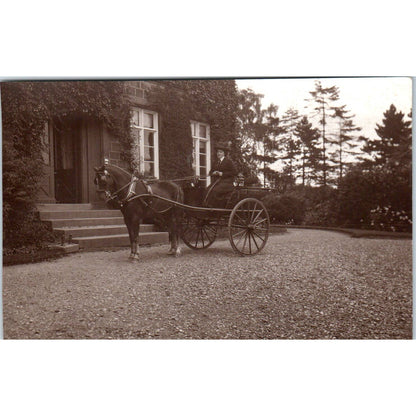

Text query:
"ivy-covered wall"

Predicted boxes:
[[1, 81, 132, 249], [1, 79, 240, 249], [145, 79, 239, 179]]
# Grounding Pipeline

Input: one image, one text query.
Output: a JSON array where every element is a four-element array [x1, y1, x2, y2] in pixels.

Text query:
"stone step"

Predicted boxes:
[[74, 232, 169, 249], [37, 203, 97, 211], [45, 217, 126, 228], [55, 224, 155, 238], [37, 203, 168, 251], [39, 209, 122, 220]]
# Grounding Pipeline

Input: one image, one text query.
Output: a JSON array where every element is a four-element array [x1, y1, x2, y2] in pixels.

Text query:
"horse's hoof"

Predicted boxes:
[[174, 248, 182, 257], [129, 254, 140, 261]]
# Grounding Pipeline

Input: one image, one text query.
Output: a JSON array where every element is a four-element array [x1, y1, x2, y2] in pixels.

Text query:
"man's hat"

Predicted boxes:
[[215, 141, 231, 152]]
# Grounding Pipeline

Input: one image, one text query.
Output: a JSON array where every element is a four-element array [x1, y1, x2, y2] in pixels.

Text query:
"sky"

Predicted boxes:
[[235, 77, 413, 141]]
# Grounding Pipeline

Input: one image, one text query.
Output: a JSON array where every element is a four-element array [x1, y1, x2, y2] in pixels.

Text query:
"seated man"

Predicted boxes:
[[203, 141, 237, 208]]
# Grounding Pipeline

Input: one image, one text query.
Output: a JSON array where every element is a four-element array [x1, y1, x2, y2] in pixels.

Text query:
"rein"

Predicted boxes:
[[144, 175, 206, 184], [103, 174, 177, 214]]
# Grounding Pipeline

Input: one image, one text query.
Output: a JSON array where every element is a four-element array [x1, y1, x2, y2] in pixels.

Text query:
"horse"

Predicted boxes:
[[94, 163, 184, 260]]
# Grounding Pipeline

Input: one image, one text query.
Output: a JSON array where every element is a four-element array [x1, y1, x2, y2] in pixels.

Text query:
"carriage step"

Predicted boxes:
[[39, 209, 122, 220], [54, 224, 154, 238], [73, 232, 169, 249], [45, 217, 126, 228]]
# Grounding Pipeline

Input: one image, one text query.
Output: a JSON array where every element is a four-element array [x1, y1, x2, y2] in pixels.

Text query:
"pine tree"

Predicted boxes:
[[294, 116, 321, 186], [279, 108, 301, 185], [329, 105, 362, 181], [363, 104, 412, 168], [262, 104, 284, 186], [307, 81, 340, 186]]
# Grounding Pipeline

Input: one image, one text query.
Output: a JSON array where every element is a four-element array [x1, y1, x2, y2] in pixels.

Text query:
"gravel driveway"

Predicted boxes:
[[2, 229, 412, 339]]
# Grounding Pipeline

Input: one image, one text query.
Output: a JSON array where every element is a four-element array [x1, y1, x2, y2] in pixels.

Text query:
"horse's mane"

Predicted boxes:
[[105, 163, 132, 177], [104, 164, 132, 185]]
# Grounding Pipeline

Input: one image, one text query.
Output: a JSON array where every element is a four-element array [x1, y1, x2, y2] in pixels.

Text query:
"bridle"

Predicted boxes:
[[94, 165, 189, 214], [94, 168, 153, 209]]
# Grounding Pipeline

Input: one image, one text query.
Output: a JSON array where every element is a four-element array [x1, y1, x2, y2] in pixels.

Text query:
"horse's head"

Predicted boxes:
[[94, 165, 116, 202]]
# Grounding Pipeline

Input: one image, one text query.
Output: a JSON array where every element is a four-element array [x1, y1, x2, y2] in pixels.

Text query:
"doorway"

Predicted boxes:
[[53, 119, 82, 203]]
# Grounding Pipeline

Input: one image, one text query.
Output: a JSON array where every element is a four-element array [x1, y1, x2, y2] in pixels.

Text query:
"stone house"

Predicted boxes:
[[37, 80, 218, 204]]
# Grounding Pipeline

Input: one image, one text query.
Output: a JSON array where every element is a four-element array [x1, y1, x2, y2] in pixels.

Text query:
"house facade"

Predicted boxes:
[[36, 80, 220, 204]]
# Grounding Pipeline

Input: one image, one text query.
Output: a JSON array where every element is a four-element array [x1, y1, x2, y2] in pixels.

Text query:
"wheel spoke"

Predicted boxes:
[[253, 217, 268, 227], [230, 224, 249, 230], [202, 228, 210, 243], [252, 229, 266, 242], [182, 217, 217, 250], [229, 198, 269, 256], [236, 229, 248, 248], [200, 227, 205, 247], [231, 228, 247, 238], [250, 202, 258, 223], [234, 212, 247, 225], [241, 232, 248, 253], [251, 233, 260, 251], [195, 228, 201, 247], [252, 208, 264, 224]]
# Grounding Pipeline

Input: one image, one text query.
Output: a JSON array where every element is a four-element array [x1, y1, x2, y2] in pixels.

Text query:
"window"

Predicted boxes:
[[131, 108, 159, 178], [191, 121, 211, 186]]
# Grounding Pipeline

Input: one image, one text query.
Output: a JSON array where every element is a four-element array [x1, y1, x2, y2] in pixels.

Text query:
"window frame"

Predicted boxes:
[[191, 120, 211, 185], [131, 108, 159, 178]]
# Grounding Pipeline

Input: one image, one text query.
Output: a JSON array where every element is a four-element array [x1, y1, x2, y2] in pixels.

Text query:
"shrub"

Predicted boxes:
[[303, 200, 339, 227], [262, 192, 305, 224], [337, 164, 412, 229], [3, 209, 56, 254], [368, 206, 412, 232]]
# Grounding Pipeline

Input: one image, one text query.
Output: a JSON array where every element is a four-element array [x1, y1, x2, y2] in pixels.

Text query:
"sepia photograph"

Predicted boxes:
[[1, 3, 415, 415], [1, 77, 412, 340]]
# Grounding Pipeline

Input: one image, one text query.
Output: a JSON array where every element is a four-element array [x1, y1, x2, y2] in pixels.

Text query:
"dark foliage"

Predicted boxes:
[[148, 80, 239, 179], [337, 164, 412, 229], [262, 192, 305, 224], [1, 81, 131, 249]]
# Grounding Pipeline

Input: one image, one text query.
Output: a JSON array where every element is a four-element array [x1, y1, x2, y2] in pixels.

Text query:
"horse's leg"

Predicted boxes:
[[168, 210, 182, 257], [167, 226, 174, 255], [130, 220, 141, 260], [167, 221, 175, 256], [125, 209, 141, 261], [175, 210, 183, 257]]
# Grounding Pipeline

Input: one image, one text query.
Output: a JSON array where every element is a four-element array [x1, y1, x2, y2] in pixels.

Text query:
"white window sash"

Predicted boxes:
[[191, 121, 211, 185], [132, 108, 159, 178]]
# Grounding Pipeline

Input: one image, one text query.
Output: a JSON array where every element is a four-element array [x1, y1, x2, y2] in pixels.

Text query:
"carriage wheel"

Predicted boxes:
[[228, 198, 269, 256], [181, 216, 217, 250]]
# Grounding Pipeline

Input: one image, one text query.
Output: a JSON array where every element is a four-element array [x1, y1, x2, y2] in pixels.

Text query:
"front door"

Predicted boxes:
[[53, 119, 82, 203], [52, 117, 104, 204]]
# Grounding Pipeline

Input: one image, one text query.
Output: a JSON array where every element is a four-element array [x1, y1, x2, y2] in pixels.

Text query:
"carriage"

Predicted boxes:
[[94, 163, 271, 258], [179, 183, 271, 256]]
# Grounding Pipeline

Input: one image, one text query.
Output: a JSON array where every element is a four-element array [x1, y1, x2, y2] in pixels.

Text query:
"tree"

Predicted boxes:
[[261, 104, 284, 186], [338, 105, 412, 229], [294, 116, 321, 186], [237, 89, 272, 181], [279, 108, 301, 185], [363, 104, 412, 169], [329, 105, 362, 181], [307, 81, 340, 186]]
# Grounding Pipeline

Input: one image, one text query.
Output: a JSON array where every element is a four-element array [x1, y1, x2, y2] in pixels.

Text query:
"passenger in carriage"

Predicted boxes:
[[203, 141, 237, 208]]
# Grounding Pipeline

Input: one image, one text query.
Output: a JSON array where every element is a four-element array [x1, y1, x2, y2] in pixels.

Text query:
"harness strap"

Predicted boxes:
[[125, 176, 139, 201]]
